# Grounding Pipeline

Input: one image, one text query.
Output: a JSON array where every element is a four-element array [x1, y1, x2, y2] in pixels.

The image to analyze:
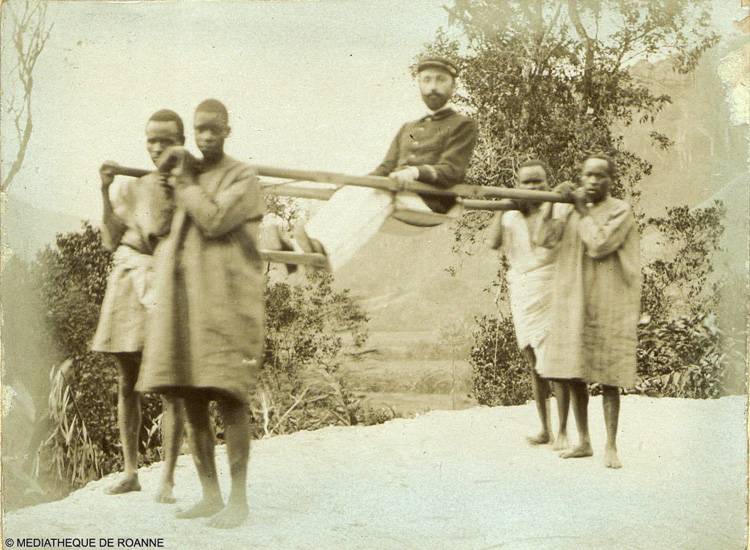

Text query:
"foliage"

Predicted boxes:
[[34, 222, 164, 489], [436, 1, 732, 404], [636, 314, 745, 398], [636, 200, 738, 399], [29, 223, 374, 491], [421, 0, 718, 244], [642, 201, 725, 320], [470, 315, 531, 406], [255, 273, 371, 436], [38, 359, 104, 487]]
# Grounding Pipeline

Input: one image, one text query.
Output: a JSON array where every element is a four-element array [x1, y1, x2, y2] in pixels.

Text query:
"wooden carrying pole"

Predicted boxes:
[[254, 165, 573, 203], [101, 163, 571, 208], [101, 165, 528, 211], [261, 183, 517, 211], [260, 250, 328, 267]]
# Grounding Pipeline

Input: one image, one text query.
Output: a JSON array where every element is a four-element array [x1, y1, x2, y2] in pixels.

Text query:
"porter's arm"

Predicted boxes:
[[100, 162, 127, 252]]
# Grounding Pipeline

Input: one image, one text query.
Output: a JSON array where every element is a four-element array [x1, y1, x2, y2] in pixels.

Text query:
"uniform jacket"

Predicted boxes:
[[371, 108, 477, 213]]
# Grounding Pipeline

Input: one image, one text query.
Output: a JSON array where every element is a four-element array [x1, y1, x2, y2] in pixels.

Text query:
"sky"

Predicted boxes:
[[1, 0, 746, 223], [1, 0, 449, 220]]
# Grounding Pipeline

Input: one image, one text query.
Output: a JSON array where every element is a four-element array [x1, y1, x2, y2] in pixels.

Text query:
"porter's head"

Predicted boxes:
[[580, 154, 615, 204], [516, 159, 550, 192], [417, 56, 458, 112], [145, 109, 185, 165], [194, 99, 231, 163]]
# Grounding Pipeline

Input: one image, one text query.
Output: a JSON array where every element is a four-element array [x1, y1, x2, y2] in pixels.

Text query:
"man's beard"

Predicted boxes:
[[422, 93, 449, 111]]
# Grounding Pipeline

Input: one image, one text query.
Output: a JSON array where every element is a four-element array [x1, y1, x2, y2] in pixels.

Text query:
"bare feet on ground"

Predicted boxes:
[[552, 433, 569, 451], [604, 446, 622, 469], [207, 503, 250, 529], [154, 482, 176, 504], [105, 474, 141, 495], [525, 431, 551, 445], [560, 442, 593, 459], [175, 499, 224, 519]]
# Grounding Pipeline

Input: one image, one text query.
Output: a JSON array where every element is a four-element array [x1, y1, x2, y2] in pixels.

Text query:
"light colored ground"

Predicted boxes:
[[3, 396, 746, 550]]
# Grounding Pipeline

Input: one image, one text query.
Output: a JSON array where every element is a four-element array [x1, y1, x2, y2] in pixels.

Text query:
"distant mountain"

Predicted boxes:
[[334, 217, 499, 332], [2, 194, 86, 259]]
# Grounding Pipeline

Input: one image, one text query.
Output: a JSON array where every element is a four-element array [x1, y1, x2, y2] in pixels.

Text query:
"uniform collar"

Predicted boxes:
[[421, 105, 455, 122]]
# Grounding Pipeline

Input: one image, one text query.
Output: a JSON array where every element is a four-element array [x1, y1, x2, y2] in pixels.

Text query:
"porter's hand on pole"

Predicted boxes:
[[572, 187, 588, 214], [99, 161, 119, 190], [552, 181, 576, 200]]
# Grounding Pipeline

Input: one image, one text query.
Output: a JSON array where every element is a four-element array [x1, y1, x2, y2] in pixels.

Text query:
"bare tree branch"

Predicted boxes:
[[2, 0, 54, 193]]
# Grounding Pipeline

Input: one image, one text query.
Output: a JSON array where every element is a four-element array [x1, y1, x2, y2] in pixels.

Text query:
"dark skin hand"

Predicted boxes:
[[552, 181, 576, 199], [572, 187, 589, 216]]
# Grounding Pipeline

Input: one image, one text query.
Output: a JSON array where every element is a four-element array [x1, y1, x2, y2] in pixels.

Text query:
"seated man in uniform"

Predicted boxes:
[[488, 159, 569, 449], [296, 55, 477, 271], [535, 154, 640, 469], [138, 99, 265, 528], [92, 109, 185, 502]]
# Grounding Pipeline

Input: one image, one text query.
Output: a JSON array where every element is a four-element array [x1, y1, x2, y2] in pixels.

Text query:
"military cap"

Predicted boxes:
[[417, 55, 459, 78]]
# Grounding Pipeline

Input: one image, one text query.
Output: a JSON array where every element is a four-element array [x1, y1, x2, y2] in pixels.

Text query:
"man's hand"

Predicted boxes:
[[572, 187, 589, 215], [509, 198, 530, 213], [389, 166, 420, 191], [552, 181, 576, 200], [99, 161, 119, 190]]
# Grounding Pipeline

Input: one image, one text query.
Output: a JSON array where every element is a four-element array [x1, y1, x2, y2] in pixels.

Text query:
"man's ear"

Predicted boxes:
[[225, 126, 232, 138]]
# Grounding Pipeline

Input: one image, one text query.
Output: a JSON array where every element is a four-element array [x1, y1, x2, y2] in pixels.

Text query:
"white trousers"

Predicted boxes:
[[305, 186, 461, 271]]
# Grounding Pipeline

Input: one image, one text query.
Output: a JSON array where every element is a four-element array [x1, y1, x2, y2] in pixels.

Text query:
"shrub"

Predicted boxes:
[[636, 314, 745, 399], [34, 223, 164, 489], [255, 272, 370, 436], [469, 315, 530, 407], [29, 223, 373, 492], [642, 202, 726, 320]]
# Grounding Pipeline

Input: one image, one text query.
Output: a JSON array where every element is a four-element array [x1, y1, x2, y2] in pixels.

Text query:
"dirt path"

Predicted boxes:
[[3, 396, 746, 550]]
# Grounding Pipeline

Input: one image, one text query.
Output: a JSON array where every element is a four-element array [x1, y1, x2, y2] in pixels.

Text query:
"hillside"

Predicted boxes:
[[334, 217, 498, 331], [2, 194, 86, 259]]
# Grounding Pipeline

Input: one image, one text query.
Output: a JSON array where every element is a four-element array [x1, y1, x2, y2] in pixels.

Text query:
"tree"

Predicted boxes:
[[422, 0, 718, 209], [1, 0, 53, 192], [642, 201, 726, 321], [436, 2, 737, 400]]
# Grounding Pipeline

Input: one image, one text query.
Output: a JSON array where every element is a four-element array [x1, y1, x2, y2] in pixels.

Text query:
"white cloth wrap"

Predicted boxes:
[[506, 262, 555, 350], [111, 245, 156, 311]]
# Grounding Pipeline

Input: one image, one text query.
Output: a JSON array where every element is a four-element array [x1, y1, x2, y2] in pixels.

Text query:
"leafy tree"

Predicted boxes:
[[431, 1, 735, 401], [421, 0, 718, 237], [642, 201, 725, 320]]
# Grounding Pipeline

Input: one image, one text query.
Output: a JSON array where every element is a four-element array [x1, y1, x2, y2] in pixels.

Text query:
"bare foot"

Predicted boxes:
[[604, 446, 622, 469], [552, 433, 569, 451], [560, 442, 593, 459], [105, 474, 141, 495], [207, 503, 249, 529], [176, 499, 224, 519], [154, 482, 176, 504], [525, 431, 551, 445]]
